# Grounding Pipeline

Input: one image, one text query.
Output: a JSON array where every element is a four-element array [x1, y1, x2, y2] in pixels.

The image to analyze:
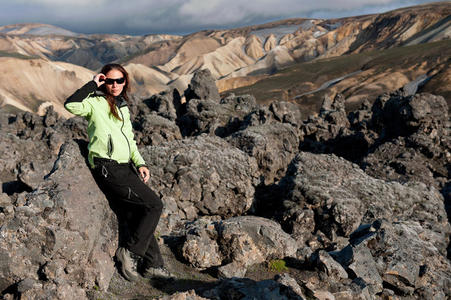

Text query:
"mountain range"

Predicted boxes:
[[0, 1, 449, 117]]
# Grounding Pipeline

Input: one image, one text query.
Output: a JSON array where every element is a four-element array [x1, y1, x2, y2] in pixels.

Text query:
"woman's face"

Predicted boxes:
[[104, 69, 126, 97]]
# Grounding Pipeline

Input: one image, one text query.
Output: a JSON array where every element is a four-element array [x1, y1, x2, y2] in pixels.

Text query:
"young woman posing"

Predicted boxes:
[[64, 63, 169, 281]]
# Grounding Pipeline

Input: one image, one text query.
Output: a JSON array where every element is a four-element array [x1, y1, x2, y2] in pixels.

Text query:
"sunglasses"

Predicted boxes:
[[103, 77, 125, 85]]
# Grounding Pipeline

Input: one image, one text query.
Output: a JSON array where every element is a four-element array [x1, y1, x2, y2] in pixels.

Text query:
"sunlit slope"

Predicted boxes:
[[0, 56, 93, 117], [224, 40, 451, 116]]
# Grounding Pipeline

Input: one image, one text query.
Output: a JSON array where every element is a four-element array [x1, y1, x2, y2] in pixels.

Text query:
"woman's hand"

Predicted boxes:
[[93, 73, 106, 87], [139, 166, 150, 183]]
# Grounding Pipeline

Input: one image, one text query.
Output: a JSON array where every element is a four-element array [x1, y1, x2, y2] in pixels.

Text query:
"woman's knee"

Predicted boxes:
[[143, 189, 163, 212], [152, 196, 164, 212]]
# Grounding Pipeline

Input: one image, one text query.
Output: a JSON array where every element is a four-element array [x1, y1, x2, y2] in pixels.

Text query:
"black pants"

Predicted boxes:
[[93, 158, 164, 268]]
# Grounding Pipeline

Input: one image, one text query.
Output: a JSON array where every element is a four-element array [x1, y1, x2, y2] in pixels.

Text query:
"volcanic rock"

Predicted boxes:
[[133, 113, 182, 146], [228, 122, 300, 184], [332, 220, 451, 298], [180, 216, 297, 278], [141, 88, 182, 122], [184, 69, 220, 103], [1, 67, 450, 300], [361, 93, 450, 200], [243, 101, 303, 129], [300, 94, 354, 158], [139, 135, 260, 233], [0, 141, 117, 299], [277, 151, 449, 247], [201, 276, 305, 300], [158, 290, 208, 300], [178, 93, 258, 137]]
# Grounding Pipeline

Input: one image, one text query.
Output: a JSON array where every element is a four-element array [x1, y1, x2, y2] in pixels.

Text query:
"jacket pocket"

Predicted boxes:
[[107, 134, 114, 158]]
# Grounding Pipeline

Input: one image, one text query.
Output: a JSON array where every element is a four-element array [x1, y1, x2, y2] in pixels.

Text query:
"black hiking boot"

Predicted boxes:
[[115, 247, 141, 281]]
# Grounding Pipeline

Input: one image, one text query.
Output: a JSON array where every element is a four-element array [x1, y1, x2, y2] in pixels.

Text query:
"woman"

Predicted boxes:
[[64, 63, 169, 281]]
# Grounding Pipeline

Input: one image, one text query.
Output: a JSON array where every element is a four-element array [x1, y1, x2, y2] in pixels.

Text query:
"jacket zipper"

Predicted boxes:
[[119, 107, 131, 160], [107, 134, 114, 158]]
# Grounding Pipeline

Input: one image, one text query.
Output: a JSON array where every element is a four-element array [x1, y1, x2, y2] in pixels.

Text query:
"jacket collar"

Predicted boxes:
[[94, 90, 127, 108], [115, 96, 127, 108]]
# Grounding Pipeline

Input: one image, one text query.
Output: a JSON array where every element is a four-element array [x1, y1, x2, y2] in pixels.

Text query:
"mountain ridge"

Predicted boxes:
[[0, 2, 449, 116]]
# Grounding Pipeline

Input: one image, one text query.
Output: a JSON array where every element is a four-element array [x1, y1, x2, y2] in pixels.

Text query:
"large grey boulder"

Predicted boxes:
[[364, 137, 448, 193], [129, 89, 184, 146], [201, 276, 305, 300], [269, 101, 303, 127], [0, 131, 53, 192], [184, 69, 220, 103], [243, 101, 303, 129], [178, 94, 258, 137], [0, 141, 117, 299], [217, 216, 297, 278], [141, 89, 182, 122], [299, 94, 358, 160], [279, 151, 449, 247], [133, 113, 182, 146], [0, 107, 88, 194], [228, 122, 300, 184], [362, 93, 450, 202], [139, 135, 260, 233], [332, 220, 451, 299], [372, 92, 448, 138], [158, 290, 208, 300], [180, 216, 297, 278]]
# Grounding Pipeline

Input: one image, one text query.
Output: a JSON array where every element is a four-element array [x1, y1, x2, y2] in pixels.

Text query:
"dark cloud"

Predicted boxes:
[[0, 0, 444, 35]]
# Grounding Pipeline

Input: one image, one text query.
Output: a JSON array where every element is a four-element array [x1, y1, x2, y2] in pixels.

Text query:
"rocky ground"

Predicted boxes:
[[0, 69, 449, 299]]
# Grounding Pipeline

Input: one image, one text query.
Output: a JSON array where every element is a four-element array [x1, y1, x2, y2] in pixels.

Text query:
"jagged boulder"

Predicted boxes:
[[278, 152, 449, 247], [0, 141, 117, 299], [130, 89, 184, 146], [314, 250, 348, 281], [177, 94, 258, 137], [0, 131, 51, 188], [332, 220, 451, 299], [0, 107, 88, 194], [361, 93, 450, 200], [300, 94, 357, 159], [0, 112, 58, 194], [158, 290, 208, 300], [139, 135, 260, 233], [364, 137, 448, 191], [133, 113, 182, 146], [228, 122, 300, 184], [371, 92, 448, 138], [181, 219, 222, 269], [201, 276, 305, 300], [242, 101, 303, 130], [142, 89, 182, 122], [217, 216, 297, 278], [268, 101, 303, 127], [180, 216, 297, 278], [302, 277, 372, 300], [184, 69, 220, 103]]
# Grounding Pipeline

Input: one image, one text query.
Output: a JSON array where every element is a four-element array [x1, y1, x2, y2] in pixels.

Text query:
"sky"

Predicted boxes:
[[0, 0, 446, 36]]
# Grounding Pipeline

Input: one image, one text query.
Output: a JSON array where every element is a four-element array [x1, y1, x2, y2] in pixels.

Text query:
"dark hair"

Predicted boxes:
[[99, 63, 130, 120]]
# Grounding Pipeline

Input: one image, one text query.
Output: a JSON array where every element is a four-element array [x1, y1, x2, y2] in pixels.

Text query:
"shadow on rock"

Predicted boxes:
[[151, 277, 218, 295]]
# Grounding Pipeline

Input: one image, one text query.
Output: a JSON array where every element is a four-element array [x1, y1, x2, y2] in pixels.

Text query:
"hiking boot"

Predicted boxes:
[[115, 247, 141, 281], [142, 266, 173, 279]]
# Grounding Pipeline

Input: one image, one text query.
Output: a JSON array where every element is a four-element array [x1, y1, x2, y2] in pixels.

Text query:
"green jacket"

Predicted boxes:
[[64, 81, 146, 169]]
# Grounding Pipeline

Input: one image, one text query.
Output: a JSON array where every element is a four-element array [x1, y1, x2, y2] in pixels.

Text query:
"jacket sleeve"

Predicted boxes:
[[64, 81, 98, 117], [123, 110, 147, 167]]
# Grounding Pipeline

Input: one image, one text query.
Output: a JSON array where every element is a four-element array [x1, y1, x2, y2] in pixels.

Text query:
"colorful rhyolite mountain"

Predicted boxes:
[[0, 2, 449, 116]]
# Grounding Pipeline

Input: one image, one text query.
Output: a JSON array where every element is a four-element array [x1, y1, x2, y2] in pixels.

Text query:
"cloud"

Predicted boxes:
[[0, 0, 442, 35]]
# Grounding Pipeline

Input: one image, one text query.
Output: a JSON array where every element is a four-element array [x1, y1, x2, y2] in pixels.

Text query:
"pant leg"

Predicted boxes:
[[124, 169, 164, 267], [93, 162, 164, 267]]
